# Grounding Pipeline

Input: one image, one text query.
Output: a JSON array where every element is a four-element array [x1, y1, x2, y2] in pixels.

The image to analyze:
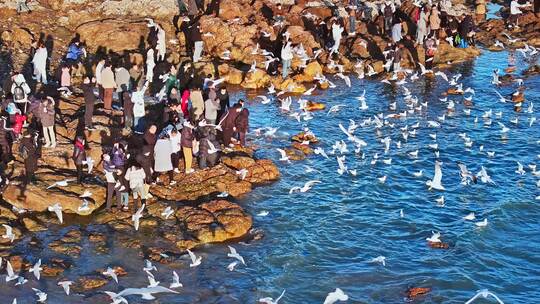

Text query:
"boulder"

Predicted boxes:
[[76, 20, 149, 52]]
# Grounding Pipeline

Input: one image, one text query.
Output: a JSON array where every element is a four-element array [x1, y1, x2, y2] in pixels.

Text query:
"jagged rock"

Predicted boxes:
[[0, 205, 17, 220], [292, 142, 314, 155], [73, 276, 109, 292], [242, 69, 272, 89], [49, 240, 82, 257], [174, 200, 252, 250], [22, 217, 48, 232], [61, 229, 82, 243], [88, 233, 107, 243], [76, 20, 149, 52], [284, 148, 306, 161]]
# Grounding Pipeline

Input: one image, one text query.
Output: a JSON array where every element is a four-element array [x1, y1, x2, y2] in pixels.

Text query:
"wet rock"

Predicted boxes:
[[0, 205, 18, 220], [73, 276, 109, 292], [22, 218, 48, 232], [118, 236, 142, 249], [49, 240, 82, 257], [291, 132, 319, 144], [292, 142, 314, 155], [88, 232, 107, 243], [284, 148, 306, 161], [406, 287, 431, 300], [304, 101, 326, 112], [428, 241, 450, 249], [7, 256, 23, 272], [61, 229, 82, 243], [94, 210, 132, 224], [42, 264, 65, 277], [174, 200, 252, 250], [523, 65, 540, 77]]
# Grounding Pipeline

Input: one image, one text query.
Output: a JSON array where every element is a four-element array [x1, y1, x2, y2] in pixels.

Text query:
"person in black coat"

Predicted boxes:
[[0, 116, 13, 163], [82, 76, 96, 130], [216, 87, 230, 120], [235, 102, 249, 147], [220, 102, 242, 147], [19, 130, 40, 184], [196, 126, 220, 169], [136, 145, 154, 184]]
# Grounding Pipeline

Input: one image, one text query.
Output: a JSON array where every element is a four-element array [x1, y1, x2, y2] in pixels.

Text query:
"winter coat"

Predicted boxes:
[[429, 9, 441, 30], [236, 108, 249, 133], [61, 67, 71, 87], [72, 139, 86, 165], [101, 67, 116, 89], [221, 104, 241, 130], [154, 138, 173, 172], [115, 67, 131, 92], [11, 74, 31, 103], [125, 166, 146, 190], [38, 101, 55, 128], [112, 146, 126, 168], [204, 98, 220, 121], [169, 132, 182, 153], [66, 44, 84, 61], [181, 126, 194, 148], [190, 90, 205, 119], [82, 83, 96, 105], [95, 61, 105, 85]]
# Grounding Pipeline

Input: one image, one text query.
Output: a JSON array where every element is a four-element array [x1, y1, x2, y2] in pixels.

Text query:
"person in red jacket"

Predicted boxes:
[[12, 111, 26, 139], [180, 89, 190, 118]]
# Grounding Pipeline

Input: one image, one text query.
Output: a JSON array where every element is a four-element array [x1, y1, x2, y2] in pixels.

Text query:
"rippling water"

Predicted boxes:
[[2, 49, 539, 303]]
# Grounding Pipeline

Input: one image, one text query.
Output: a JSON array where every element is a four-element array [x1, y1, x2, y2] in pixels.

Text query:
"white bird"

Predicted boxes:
[[46, 179, 75, 189], [378, 176, 387, 183], [227, 245, 246, 265], [2, 224, 15, 243], [15, 276, 27, 286], [257, 95, 271, 104], [170, 271, 183, 288], [303, 85, 316, 96], [104, 286, 179, 301], [475, 218, 488, 227], [58, 281, 73, 295], [47, 203, 63, 224], [78, 199, 91, 213], [82, 157, 95, 173], [289, 180, 321, 193], [314, 147, 329, 159], [426, 161, 445, 191], [103, 267, 118, 283], [259, 289, 286, 304], [280, 97, 292, 111], [79, 189, 93, 198], [143, 259, 157, 272], [32, 288, 47, 303], [146, 271, 160, 288], [187, 249, 202, 267], [323, 288, 349, 304], [132, 204, 146, 231], [464, 289, 505, 304], [371, 256, 386, 266], [477, 166, 495, 184], [236, 168, 249, 180], [5, 261, 19, 282], [327, 104, 346, 115], [464, 212, 476, 221], [29, 259, 42, 280], [413, 170, 423, 177], [257, 210, 269, 217], [436, 196, 445, 206], [426, 231, 441, 243], [337, 156, 348, 175], [516, 162, 526, 175], [276, 149, 289, 162], [161, 206, 175, 220], [227, 261, 238, 271]]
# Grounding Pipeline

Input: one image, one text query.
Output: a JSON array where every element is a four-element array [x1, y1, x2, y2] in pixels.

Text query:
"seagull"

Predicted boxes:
[[475, 218, 488, 227], [132, 204, 146, 231], [227, 261, 238, 271], [426, 231, 441, 243], [463, 212, 476, 221], [257, 211, 269, 217], [276, 149, 289, 162], [426, 161, 445, 191], [371, 256, 386, 266], [187, 249, 202, 267], [280, 97, 292, 111], [413, 170, 423, 177], [103, 291, 129, 304], [5, 261, 19, 282], [82, 157, 94, 173], [477, 166, 495, 184], [516, 162, 526, 175], [161, 206, 175, 220], [259, 289, 286, 304], [32, 288, 47, 303], [58, 281, 73, 295], [143, 260, 157, 272], [303, 85, 316, 96], [327, 104, 346, 115], [236, 168, 249, 180], [146, 271, 160, 288], [78, 199, 91, 213], [15, 276, 27, 286], [257, 95, 271, 104], [378, 176, 387, 183], [170, 271, 183, 288], [227, 246, 246, 265], [436, 196, 445, 206], [46, 179, 75, 189], [103, 267, 119, 283], [29, 259, 42, 280], [289, 180, 321, 193], [79, 190, 93, 198], [464, 289, 505, 304], [2, 224, 15, 243], [47, 203, 63, 224], [105, 286, 179, 301], [314, 147, 329, 159], [323, 288, 349, 304]]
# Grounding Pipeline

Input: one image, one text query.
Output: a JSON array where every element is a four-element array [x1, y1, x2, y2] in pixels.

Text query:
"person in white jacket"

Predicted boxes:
[[146, 48, 156, 81], [132, 81, 149, 134], [281, 41, 293, 78], [509, 0, 531, 27], [156, 24, 166, 62], [330, 21, 344, 55], [11, 73, 31, 114], [32, 43, 48, 84]]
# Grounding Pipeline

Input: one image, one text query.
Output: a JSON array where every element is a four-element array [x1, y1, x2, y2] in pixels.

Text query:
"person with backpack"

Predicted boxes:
[[11, 73, 31, 114], [39, 96, 56, 148], [19, 130, 40, 184], [32, 42, 48, 85]]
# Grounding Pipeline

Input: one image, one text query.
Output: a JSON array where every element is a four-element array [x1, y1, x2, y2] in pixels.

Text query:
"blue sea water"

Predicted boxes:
[[1, 49, 539, 303]]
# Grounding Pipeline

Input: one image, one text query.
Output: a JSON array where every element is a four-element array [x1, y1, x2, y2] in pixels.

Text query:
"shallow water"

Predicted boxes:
[[2, 48, 540, 303]]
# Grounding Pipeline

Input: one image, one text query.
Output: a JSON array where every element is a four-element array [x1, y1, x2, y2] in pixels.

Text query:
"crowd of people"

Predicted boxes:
[[0, 0, 253, 211]]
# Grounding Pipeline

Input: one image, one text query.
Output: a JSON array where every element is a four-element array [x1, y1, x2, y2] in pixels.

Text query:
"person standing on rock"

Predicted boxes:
[[281, 41, 293, 78], [0, 116, 13, 164], [72, 135, 86, 184], [11, 72, 31, 114], [95, 58, 106, 100], [19, 130, 40, 184], [103, 154, 118, 210], [154, 133, 175, 185], [146, 48, 156, 83], [190, 86, 205, 121], [124, 162, 147, 210], [391, 17, 403, 43], [383, 1, 394, 36], [509, 0, 531, 28], [235, 100, 249, 147], [330, 20, 344, 55], [101, 61, 117, 112], [169, 128, 182, 173], [187, 0, 200, 17], [189, 20, 204, 63], [424, 37, 437, 70], [216, 87, 230, 120], [65, 40, 86, 72], [38, 96, 56, 148], [219, 102, 242, 147], [416, 5, 429, 45], [429, 5, 441, 39], [156, 23, 167, 62], [181, 121, 195, 174], [82, 76, 97, 130], [133, 81, 149, 134], [115, 64, 131, 109], [32, 42, 48, 85], [204, 93, 220, 125]]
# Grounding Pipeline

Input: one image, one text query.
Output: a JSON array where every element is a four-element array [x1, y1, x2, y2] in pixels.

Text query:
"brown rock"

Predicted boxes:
[[49, 240, 82, 257], [406, 287, 431, 300], [74, 276, 108, 292], [76, 20, 149, 52]]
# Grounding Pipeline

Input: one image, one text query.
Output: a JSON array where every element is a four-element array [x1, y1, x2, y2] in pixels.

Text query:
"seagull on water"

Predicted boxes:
[[323, 288, 349, 304]]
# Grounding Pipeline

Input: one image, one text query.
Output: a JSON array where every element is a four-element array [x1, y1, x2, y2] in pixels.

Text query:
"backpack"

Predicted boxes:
[[13, 82, 26, 101], [19, 144, 29, 159]]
